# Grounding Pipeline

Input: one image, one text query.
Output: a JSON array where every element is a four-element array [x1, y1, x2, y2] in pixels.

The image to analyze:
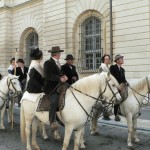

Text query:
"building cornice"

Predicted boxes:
[[0, 0, 43, 11]]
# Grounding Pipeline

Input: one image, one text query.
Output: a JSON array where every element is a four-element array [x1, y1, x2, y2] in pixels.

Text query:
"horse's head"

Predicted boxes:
[[7, 74, 22, 96], [100, 72, 122, 104]]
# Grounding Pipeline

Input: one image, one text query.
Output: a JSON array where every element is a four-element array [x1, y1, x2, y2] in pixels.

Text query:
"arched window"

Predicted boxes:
[[26, 32, 38, 66], [79, 17, 102, 72]]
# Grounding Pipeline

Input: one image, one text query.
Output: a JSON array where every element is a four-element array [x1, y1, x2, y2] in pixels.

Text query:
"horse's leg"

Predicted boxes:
[[25, 118, 33, 150], [7, 100, 13, 123], [133, 118, 140, 143], [126, 114, 134, 148], [90, 108, 100, 135], [41, 122, 49, 140], [74, 128, 83, 150], [0, 104, 6, 129], [53, 128, 62, 141], [90, 117, 99, 135], [62, 126, 73, 150], [80, 127, 86, 149], [32, 118, 40, 150]]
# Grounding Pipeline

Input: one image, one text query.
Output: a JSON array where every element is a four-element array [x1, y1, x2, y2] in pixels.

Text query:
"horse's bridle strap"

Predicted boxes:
[[7, 78, 18, 97]]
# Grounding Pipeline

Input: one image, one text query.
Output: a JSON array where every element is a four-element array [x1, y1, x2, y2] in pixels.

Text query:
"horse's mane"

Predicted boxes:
[[0, 74, 18, 84], [71, 73, 103, 93], [71, 72, 115, 94], [129, 77, 147, 92]]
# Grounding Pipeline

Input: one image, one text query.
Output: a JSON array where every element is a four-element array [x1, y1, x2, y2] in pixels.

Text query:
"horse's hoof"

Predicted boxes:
[[32, 145, 40, 150], [54, 137, 63, 142], [127, 144, 133, 149], [44, 137, 49, 141], [0, 126, 6, 130], [134, 138, 140, 143], [91, 132, 100, 136]]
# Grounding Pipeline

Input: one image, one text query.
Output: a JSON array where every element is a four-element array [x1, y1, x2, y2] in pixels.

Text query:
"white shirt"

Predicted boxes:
[[52, 57, 61, 68], [99, 63, 109, 73], [8, 65, 14, 71], [21, 67, 24, 74]]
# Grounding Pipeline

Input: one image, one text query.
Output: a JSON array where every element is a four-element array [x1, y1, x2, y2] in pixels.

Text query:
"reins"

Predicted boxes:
[[128, 76, 150, 119], [7, 78, 19, 98], [68, 78, 119, 131]]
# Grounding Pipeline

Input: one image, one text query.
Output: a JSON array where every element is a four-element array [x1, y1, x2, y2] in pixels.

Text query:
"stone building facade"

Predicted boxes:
[[0, 0, 150, 79]]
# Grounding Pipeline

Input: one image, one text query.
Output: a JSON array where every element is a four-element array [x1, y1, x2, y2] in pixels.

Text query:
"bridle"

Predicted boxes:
[[128, 76, 150, 119], [7, 77, 19, 98], [0, 77, 20, 110], [70, 78, 120, 105], [68, 78, 120, 130]]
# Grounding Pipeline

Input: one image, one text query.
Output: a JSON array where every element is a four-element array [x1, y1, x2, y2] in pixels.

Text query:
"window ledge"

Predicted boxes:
[[78, 69, 99, 74]]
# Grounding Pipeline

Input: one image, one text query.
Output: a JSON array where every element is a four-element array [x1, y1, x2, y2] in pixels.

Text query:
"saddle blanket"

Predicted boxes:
[[21, 91, 44, 103]]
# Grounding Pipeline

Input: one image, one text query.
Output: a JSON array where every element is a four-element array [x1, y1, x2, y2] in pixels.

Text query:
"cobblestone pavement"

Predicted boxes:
[[0, 108, 150, 150]]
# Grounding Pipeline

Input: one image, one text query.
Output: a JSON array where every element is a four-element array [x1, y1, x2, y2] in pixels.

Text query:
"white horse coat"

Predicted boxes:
[[20, 72, 122, 150], [90, 75, 150, 148], [0, 74, 22, 129]]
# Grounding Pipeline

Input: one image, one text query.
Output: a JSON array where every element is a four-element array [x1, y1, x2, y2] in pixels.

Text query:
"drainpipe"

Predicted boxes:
[[110, 0, 113, 61]]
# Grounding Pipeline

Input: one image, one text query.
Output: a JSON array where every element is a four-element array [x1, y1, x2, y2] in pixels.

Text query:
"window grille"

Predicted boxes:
[[77, 17, 102, 73]]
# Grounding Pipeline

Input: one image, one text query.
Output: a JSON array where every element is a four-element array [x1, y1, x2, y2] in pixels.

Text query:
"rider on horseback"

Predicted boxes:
[[110, 54, 129, 121], [26, 47, 44, 94], [43, 46, 68, 131]]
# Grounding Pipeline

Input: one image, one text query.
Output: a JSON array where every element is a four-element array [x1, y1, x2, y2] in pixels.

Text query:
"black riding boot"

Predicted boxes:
[[49, 92, 59, 131]]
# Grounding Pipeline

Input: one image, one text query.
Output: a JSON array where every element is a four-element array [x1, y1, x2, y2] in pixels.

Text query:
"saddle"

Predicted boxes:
[[36, 83, 69, 112]]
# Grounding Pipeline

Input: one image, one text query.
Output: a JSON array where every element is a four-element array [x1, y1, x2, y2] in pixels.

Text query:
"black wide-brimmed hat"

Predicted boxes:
[[64, 54, 75, 60], [17, 58, 25, 63], [30, 47, 43, 60], [48, 46, 64, 53], [114, 54, 124, 62]]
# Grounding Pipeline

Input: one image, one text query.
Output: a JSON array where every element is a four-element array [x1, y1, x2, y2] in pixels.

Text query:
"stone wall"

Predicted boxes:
[[112, 0, 150, 78], [0, 0, 150, 79]]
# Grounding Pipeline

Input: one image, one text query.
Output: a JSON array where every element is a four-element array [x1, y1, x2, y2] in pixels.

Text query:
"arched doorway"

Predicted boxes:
[[26, 32, 39, 66]]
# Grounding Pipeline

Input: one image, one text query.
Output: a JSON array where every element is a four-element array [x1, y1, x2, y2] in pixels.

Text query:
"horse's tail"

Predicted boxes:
[[20, 102, 26, 144]]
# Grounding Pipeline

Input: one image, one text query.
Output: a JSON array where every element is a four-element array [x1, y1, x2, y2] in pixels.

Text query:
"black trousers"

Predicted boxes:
[[49, 92, 59, 123], [114, 104, 119, 116]]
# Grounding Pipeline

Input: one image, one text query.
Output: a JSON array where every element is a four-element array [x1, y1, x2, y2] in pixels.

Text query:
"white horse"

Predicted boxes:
[[20, 72, 122, 150], [0, 74, 22, 129], [90, 75, 150, 148]]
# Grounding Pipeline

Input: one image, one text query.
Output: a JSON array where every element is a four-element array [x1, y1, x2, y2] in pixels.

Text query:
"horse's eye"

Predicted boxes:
[[13, 82, 16, 84]]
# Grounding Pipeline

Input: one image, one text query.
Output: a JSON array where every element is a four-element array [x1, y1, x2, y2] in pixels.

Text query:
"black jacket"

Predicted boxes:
[[61, 63, 78, 85], [110, 64, 127, 84], [12, 67, 28, 82], [43, 57, 63, 94], [27, 68, 44, 93]]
